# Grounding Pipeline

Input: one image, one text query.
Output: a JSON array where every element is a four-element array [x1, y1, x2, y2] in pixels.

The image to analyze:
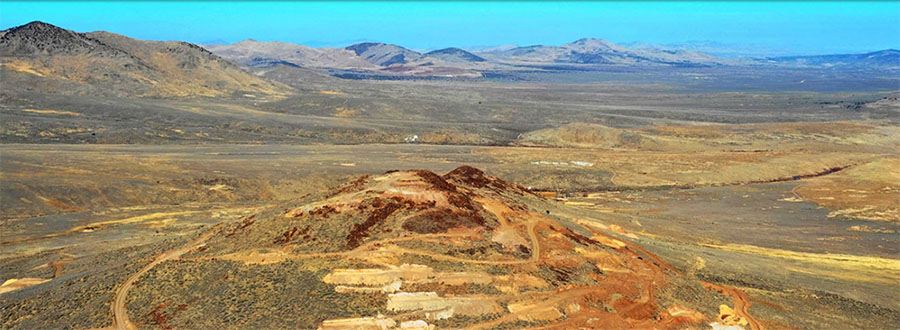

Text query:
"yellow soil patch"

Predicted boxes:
[[325, 264, 541, 294], [847, 225, 896, 234], [476, 196, 515, 225], [319, 316, 396, 329], [319, 90, 344, 95], [490, 274, 549, 293], [507, 301, 564, 321], [0, 278, 51, 294], [9, 208, 256, 245], [571, 219, 630, 249], [536, 191, 559, 199], [491, 226, 528, 250], [665, 304, 706, 323], [608, 224, 639, 239], [333, 107, 359, 118], [701, 243, 900, 284], [70, 211, 200, 233], [593, 235, 628, 249], [430, 272, 493, 286], [207, 184, 232, 192], [563, 201, 595, 206], [324, 264, 434, 286], [212, 249, 331, 265], [139, 218, 177, 229], [1, 60, 50, 77], [713, 304, 749, 327], [576, 247, 631, 273], [386, 292, 502, 317], [22, 109, 83, 116], [399, 320, 434, 330]]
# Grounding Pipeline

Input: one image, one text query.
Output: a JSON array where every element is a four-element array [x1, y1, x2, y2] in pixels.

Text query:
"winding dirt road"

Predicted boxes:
[[702, 282, 763, 330], [112, 229, 217, 330]]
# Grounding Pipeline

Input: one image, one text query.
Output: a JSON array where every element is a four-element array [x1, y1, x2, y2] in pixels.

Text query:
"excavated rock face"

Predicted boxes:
[[189, 166, 714, 329], [204, 168, 504, 254]]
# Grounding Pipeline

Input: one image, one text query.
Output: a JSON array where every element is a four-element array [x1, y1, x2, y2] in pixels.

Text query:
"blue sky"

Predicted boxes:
[[2, 1, 898, 56]]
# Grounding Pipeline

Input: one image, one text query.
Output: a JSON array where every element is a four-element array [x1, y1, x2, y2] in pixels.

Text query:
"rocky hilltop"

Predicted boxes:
[[116, 166, 745, 329]]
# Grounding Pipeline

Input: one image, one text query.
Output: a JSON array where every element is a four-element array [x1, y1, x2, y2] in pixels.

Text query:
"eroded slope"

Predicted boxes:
[[126, 166, 730, 329]]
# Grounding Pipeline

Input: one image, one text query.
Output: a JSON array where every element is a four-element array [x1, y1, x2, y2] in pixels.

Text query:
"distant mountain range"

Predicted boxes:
[[1, 21, 896, 96], [205, 35, 897, 75], [765, 50, 900, 70], [205, 39, 376, 69], [206, 37, 735, 72], [476, 38, 730, 66]]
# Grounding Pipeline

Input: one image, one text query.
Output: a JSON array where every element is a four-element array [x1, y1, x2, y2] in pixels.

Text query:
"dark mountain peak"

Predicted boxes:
[[6, 21, 59, 32], [2, 21, 83, 44], [0, 22, 286, 97], [345, 42, 421, 66], [0, 21, 123, 57], [423, 47, 486, 62]]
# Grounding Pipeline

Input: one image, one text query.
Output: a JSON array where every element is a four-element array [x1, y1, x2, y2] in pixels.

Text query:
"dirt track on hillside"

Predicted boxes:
[[112, 228, 219, 330], [703, 282, 763, 330]]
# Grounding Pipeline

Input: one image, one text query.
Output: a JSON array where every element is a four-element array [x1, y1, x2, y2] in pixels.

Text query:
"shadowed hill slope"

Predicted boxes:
[[423, 47, 487, 63], [0, 21, 290, 98], [345, 42, 423, 66]]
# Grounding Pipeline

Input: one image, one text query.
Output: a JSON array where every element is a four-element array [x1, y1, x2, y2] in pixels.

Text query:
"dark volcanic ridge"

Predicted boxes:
[[0, 21, 288, 97], [0, 21, 127, 57]]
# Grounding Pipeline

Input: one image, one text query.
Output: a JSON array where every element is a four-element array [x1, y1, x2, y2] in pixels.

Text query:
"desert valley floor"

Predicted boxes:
[[2, 126, 898, 329], [1, 20, 899, 330]]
